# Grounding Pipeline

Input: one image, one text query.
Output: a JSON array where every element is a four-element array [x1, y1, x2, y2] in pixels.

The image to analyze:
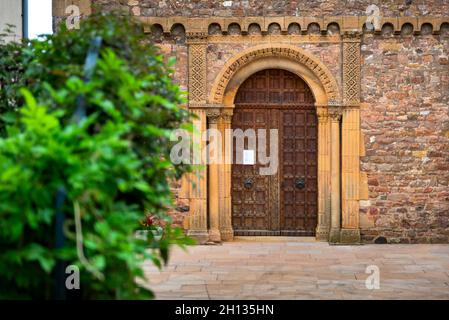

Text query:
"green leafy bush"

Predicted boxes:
[[0, 13, 194, 299], [0, 25, 27, 123]]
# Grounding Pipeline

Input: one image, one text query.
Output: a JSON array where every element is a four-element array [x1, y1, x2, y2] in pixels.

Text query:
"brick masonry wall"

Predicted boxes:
[[53, 0, 449, 242]]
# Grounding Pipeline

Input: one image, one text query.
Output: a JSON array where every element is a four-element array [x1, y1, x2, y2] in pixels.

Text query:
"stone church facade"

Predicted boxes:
[[53, 1, 449, 244]]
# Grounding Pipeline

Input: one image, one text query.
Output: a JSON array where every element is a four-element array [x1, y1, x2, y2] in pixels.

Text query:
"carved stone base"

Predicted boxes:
[[329, 228, 341, 244], [315, 226, 330, 241], [208, 229, 222, 243], [220, 229, 234, 242], [187, 230, 209, 245], [340, 228, 361, 244]]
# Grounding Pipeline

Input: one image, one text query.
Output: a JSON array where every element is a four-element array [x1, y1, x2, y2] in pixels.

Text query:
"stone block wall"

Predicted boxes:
[[89, 1, 449, 18], [52, 0, 449, 243], [360, 31, 449, 243]]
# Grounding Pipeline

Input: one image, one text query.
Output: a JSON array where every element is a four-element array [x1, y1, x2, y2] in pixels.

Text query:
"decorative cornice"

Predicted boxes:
[[207, 35, 341, 44], [189, 103, 224, 109], [188, 103, 207, 109], [140, 15, 449, 36]]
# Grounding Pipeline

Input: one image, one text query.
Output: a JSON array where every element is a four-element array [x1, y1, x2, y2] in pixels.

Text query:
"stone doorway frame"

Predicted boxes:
[[184, 37, 362, 244]]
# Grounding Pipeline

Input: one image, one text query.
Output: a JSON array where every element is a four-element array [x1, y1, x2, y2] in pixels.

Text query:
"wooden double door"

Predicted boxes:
[[231, 69, 318, 236]]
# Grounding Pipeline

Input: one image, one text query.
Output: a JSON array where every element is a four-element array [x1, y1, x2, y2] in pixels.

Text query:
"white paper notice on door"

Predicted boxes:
[[243, 150, 255, 165]]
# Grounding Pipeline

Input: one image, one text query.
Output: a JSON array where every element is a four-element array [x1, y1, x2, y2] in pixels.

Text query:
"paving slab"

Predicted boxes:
[[140, 239, 449, 300]]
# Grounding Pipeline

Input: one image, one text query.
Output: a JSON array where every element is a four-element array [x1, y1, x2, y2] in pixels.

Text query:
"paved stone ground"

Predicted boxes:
[[140, 237, 449, 300]]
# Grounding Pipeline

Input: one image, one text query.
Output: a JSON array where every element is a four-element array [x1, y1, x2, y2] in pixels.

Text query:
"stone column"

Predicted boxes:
[[341, 106, 361, 243], [341, 31, 362, 243], [187, 108, 209, 244], [329, 108, 342, 243], [206, 109, 222, 242], [186, 32, 209, 244], [316, 106, 331, 241], [219, 108, 234, 241]]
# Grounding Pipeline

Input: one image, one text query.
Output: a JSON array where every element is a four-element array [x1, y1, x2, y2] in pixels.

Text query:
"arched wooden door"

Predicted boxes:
[[231, 69, 318, 236]]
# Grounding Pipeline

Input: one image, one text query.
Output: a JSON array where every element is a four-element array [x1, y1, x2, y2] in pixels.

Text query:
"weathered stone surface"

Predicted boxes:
[[52, 0, 449, 244], [77, 1, 449, 18], [360, 32, 449, 244], [141, 240, 449, 299]]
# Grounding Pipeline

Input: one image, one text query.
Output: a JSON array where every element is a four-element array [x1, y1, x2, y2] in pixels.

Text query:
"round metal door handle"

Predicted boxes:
[[295, 177, 306, 189], [244, 178, 254, 189]]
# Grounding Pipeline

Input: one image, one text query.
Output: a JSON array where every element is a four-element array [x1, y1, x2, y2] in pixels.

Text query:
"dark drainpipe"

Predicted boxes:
[[22, 0, 28, 39]]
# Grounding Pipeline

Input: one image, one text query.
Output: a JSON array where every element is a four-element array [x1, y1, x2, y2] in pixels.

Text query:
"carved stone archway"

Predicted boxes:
[[209, 44, 341, 105], [186, 39, 362, 244]]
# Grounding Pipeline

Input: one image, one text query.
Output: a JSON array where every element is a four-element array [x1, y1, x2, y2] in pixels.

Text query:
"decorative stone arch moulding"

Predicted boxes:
[[199, 42, 348, 243], [209, 44, 341, 105]]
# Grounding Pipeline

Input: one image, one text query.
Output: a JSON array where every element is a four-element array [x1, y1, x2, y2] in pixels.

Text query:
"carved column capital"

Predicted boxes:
[[186, 32, 208, 44], [329, 108, 342, 122], [342, 31, 362, 43], [221, 109, 234, 124], [317, 108, 329, 123], [206, 109, 222, 124]]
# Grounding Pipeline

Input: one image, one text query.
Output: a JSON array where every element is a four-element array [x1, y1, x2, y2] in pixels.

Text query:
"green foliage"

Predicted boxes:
[[0, 25, 27, 122], [0, 13, 195, 299]]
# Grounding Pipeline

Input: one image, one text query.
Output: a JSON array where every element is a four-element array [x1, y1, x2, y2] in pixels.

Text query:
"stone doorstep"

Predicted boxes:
[[233, 236, 317, 242]]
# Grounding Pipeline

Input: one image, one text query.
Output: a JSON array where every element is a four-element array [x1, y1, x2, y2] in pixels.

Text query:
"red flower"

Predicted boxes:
[[145, 215, 154, 227]]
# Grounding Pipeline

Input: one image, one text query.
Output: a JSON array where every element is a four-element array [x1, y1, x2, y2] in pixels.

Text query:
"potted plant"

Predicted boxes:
[[136, 214, 164, 242]]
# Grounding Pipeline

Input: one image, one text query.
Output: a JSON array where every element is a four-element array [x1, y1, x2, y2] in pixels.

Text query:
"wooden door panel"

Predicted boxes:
[[232, 108, 271, 234], [280, 108, 317, 235], [231, 69, 317, 236]]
